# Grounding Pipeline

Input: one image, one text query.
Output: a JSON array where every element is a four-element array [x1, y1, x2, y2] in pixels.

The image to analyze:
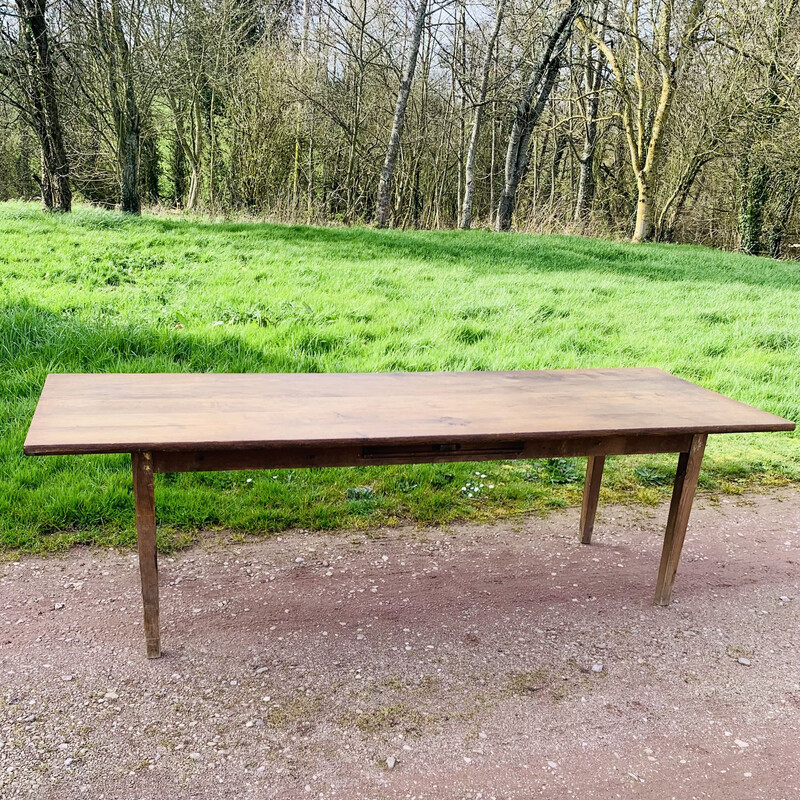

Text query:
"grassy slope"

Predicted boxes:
[[1, 201, 797, 553]]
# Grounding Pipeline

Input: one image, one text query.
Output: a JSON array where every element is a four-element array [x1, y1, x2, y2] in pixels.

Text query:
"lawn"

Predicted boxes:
[[1, 201, 797, 554]]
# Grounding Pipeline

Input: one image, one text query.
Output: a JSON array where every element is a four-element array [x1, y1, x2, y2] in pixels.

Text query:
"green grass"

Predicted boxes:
[[1, 201, 797, 554]]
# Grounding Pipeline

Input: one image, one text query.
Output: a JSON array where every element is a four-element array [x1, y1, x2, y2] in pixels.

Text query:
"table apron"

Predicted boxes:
[[150, 433, 695, 474]]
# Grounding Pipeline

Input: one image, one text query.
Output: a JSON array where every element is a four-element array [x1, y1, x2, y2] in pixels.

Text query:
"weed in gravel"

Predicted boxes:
[[349, 703, 428, 736], [505, 668, 550, 696]]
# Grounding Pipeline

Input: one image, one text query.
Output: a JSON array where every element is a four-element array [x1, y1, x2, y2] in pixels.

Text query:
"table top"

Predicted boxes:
[[24, 368, 795, 456]]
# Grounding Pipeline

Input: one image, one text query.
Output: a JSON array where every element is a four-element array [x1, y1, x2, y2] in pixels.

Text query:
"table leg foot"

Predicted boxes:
[[654, 434, 707, 606], [133, 452, 161, 659], [579, 455, 605, 544]]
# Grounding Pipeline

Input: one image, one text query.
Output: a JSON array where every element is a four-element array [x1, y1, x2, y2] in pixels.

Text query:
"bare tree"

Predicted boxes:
[[2, 0, 72, 210], [375, 0, 427, 228], [497, 0, 579, 232], [572, 0, 606, 222], [92, 0, 141, 213], [459, 0, 505, 229], [578, 0, 710, 242], [735, 0, 798, 255]]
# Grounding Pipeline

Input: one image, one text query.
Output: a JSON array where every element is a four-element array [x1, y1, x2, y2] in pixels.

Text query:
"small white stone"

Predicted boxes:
[[737, 658, 751, 666], [734, 739, 749, 749], [189, 752, 201, 761], [386, 756, 396, 770], [54, 603, 65, 610], [547, 760, 558, 769], [64, 758, 74, 767], [592, 663, 604, 673], [779, 596, 790, 602]]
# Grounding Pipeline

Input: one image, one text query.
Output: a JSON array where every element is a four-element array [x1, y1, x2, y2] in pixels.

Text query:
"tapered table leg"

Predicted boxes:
[[132, 451, 161, 658], [579, 455, 605, 544], [654, 434, 707, 606]]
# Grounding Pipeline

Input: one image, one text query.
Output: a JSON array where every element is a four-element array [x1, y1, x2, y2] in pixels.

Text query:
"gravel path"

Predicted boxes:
[[1, 488, 798, 800]]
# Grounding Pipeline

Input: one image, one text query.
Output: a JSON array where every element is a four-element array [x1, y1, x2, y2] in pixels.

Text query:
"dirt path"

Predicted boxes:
[[1, 488, 798, 800]]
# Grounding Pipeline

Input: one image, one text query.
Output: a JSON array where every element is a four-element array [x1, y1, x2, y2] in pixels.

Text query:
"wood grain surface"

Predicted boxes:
[[24, 368, 795, 456]]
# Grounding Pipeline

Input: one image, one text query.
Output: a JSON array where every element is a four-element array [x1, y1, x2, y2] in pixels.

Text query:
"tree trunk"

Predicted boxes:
[[170, 129, 187, 205], [738, 157, 770, 255], [375, 0, 428, 228], [16, 120, 36, 198], [655, 151, 711, 241], [460, 0, 505, 230], [547, 131, 569, 206], [17, 0, 71, 212], [573, 0, 608, 222], [187, 165, 201, 210], [182, 96, 203, 211], [119, 119, 140, 213], [497, 57, 562, 231], [497, 0, 579, 232], [115, 5, 140, 214], [632, 178, 651, 243], [767, 172, 797, 259], [95, 0, 141, 213], [573, 123, 597, 221], [140, 126, 160, 204]]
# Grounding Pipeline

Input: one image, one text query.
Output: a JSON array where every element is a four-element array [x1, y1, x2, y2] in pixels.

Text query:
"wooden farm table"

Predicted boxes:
[[24, 368, 794, 658]]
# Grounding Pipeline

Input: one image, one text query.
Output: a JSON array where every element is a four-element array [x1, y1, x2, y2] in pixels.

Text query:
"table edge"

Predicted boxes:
[[23, 421, 796, 456]]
